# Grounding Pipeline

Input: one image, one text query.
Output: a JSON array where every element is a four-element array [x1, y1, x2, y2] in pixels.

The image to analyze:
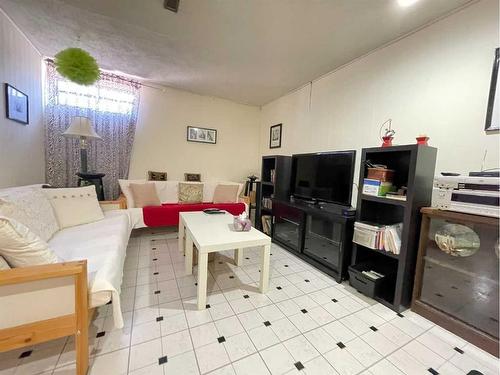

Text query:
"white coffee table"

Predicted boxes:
[[178, 211, 271, 310]]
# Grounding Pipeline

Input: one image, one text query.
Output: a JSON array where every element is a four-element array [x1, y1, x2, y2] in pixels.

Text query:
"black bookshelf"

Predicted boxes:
[[255, 155, 292, 232], [350, 144, 437, 312]]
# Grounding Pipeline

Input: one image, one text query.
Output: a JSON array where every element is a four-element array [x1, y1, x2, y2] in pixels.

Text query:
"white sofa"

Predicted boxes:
[[118, 179, 247, 229], [0, 184, 132, 329]]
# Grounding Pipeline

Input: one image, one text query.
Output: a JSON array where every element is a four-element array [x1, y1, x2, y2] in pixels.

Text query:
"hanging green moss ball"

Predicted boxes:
[[54, 48, 100, 85]]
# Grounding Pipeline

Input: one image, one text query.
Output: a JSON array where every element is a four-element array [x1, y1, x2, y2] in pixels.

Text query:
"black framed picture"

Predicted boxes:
[[485, 48, 499, 132], [269, 123, 282, 148], [187, 126, 217, 144], [5, 83, 29, 124]]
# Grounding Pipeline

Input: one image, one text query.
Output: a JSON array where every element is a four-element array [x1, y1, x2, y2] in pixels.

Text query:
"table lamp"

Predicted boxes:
[[63, 116, 101, 173]]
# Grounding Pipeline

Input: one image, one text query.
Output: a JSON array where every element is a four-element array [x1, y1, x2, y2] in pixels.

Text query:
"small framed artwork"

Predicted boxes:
[[269, 123, 282, 149], [485, 48, 499, 132], [187, 126, 217, 144], [5, 83, 29, 125], [148, 170, 167, 181], [184, 173, 201, 182]]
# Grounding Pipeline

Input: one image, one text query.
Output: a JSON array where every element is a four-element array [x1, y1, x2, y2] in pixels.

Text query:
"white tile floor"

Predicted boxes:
[[1, 228, 498, 375]]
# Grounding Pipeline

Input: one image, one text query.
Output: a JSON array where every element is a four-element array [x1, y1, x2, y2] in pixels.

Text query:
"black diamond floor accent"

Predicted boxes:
[[19, 350, 32, 358], [156, 316, 164, 322], [301, 309, 308, 314], [276, 286, 282, 290], [153, 258, 158, 261], [195, 283, 198, 286], [158, 356, 168, 365], [428, 368, 439, 375], [454, 347, 464, 354], [243, 295, 249, 299], [332, 298, 338, 303], [245, 257, 250, 260], [96, 331, 105, 338], [263, 321, 271, 327], [153, 272, 159, 275], [284, 265, 289, 267], [304, 279, 310, 283], [154, 290, 161, 294], [337, 342, 346, 349], [217, 336, 226, 343], [106, 300, 112, 305], [294, 362, 305, 371], [152, 247, 157, 250], [369, 326, 378, 332], [229, 276, 235, 279], [397, 313, 404, 317], [206, 304, 211, 308], [218, 261, 223, 264]]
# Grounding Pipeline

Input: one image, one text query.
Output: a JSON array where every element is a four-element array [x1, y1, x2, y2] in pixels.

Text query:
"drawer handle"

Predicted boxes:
[[354, 276, 368, 285]]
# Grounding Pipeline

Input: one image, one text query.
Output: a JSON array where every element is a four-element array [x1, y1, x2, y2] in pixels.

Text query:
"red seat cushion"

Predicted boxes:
[[142, 202, 246, 227]]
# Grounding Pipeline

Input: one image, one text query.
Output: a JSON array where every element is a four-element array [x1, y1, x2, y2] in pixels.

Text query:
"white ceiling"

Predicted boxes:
[[1, 0, 474, 105]]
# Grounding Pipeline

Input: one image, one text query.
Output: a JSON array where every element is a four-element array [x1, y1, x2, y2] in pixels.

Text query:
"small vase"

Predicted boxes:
[[416, 136, 429, 145], [381, 136, 393, 148]]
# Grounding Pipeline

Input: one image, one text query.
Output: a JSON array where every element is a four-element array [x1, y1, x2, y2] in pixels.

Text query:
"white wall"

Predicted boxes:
[[260, 0, 499, 203], [0, 11, 44, 188], [129, 86, 261, 183]]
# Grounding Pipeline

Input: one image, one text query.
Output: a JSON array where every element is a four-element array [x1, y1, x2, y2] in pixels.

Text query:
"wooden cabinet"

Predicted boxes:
[[412, 208, 499, 357]]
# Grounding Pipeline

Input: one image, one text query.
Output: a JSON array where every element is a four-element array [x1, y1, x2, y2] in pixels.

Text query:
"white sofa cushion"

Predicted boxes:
[[155, 181, 179, 203], [44, 186, 104, 229], [0, 188, 59, 242], [0, 216, 59, 267], [49, 210, 132, 328], [0, 256, 11, 270]]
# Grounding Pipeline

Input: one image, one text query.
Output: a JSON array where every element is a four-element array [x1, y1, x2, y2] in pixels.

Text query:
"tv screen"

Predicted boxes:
[[291, 151, 356, 205]]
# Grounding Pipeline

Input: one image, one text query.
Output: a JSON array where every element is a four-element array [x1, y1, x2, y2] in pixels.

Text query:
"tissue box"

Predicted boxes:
[[234, 217, 252, 231]]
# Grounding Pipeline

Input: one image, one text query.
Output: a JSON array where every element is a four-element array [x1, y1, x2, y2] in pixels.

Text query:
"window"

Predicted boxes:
[[56, 80, 135, 114]]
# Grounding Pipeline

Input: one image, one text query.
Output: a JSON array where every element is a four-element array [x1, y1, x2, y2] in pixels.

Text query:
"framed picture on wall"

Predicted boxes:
[[187, 126, 217, 144], [485, 48, 499, 132], [5, 83, 29, 125], [269, 123, 282, 149]]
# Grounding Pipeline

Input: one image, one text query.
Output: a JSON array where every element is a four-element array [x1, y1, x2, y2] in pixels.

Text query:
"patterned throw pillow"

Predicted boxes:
[[0, 188, 60, 242], [178, 183, 203, 203]]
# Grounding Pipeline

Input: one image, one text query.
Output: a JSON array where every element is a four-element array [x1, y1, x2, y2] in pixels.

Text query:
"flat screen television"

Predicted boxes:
[[291, 150, 356, 206]]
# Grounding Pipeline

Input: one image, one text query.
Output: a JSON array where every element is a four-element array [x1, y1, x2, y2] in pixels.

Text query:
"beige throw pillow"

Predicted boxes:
[[129, 183, 161, 208], [178, 183, 203, 203], [0, 217, 58, 268], [0, 256, 10, 270], [43, 186, 104, 229], [213, 184, 239, 203]]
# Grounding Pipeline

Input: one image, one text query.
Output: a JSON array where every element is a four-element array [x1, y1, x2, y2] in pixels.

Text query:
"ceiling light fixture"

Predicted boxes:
[[398, 0, 420, 7]]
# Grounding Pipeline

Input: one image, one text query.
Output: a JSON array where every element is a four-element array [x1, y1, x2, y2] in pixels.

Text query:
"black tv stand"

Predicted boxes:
[[272, 199, 355, 282]]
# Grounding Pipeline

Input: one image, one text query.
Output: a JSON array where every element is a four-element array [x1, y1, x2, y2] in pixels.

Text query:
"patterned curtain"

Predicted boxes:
[[44, 61, 141, 199]]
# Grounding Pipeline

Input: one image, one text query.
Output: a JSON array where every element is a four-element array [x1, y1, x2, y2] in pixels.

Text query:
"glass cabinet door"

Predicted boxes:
[[420, 217, 499, 338], [273, 204, 303, 252], [303, 215, 342, 270]]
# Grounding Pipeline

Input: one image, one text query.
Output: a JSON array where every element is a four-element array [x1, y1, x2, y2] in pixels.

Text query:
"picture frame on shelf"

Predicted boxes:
[[5, 83, 29, 125], [269, 123, 282, 149], [187, 126, 217, 144], [184, 173, 201, 182], [485, 48, 499, 132]]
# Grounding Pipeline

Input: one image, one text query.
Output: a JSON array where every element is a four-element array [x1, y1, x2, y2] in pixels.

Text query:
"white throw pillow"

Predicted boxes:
[[0, 217, 58, 267], [0, 188, 60, 242], [155, 181, 179, 203], [118, 179, 146, 208], [43, 186, 104, 229], [0, 256, 10, 270]]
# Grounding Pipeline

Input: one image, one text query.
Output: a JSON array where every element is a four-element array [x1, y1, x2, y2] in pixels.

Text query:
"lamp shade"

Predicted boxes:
[[63, 116, 102, 139]]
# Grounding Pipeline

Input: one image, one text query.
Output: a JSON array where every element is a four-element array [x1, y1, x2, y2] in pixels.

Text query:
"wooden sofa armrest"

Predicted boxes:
[[100, 194, 127, 210], [0, 261, 89, 375]]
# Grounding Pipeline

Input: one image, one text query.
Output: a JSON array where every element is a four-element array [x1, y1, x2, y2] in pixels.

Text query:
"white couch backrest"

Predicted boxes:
[[118, 180, 244, 207]]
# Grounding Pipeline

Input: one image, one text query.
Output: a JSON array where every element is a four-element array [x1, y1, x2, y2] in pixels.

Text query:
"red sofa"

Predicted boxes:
[[142, 202, 246, 227]]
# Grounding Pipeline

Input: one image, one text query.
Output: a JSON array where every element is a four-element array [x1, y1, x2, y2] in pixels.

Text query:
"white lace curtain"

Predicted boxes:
[[44, 61, 141, 199]]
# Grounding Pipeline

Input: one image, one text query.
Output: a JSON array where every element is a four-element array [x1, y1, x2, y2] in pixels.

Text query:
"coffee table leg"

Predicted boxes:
[[197, 252, 208, 310], [178, 219, 185, 254], [185, 233, 193, 275], [259, 244, 271, 293], [235, 248, 243, 266]]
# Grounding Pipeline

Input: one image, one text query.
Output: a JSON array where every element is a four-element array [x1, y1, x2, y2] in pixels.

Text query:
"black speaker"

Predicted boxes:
[[164, 0, 180, 13]]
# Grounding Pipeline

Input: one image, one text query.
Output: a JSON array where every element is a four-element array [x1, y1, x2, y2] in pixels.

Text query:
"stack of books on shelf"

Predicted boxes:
[[270, 169, 276, 184], [353, 221, 403, 255]]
